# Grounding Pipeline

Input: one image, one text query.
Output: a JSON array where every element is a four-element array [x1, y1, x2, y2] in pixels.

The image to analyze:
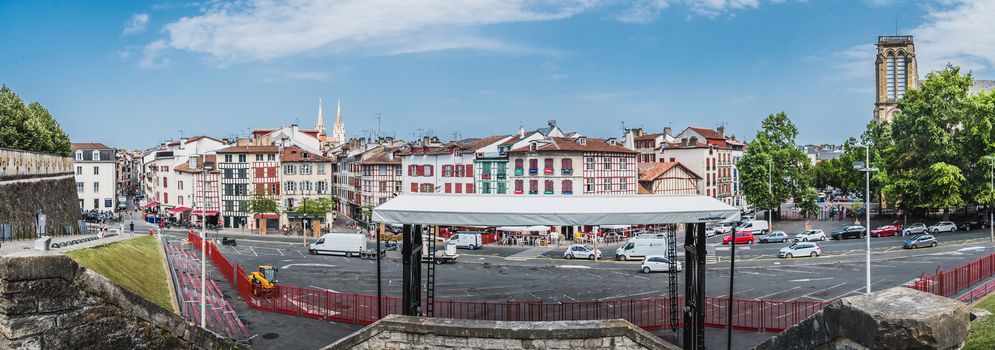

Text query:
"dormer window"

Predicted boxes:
[[75, 151, 83, 161], [577, 137, 587, 146], [92, 150, 100, 161], [607, 138, 617, 146], [530, 141, 538, 152]]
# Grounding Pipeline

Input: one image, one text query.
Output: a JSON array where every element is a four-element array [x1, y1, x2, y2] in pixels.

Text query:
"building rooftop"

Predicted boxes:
[[508, 137, 636, 154], [216, 145, 280, 154], [71, 142, 112, 150], [173, 154, 219, 173], [878, 35, 914, 45], [638, 162, 701, 182], [280, 145, 333, 162]]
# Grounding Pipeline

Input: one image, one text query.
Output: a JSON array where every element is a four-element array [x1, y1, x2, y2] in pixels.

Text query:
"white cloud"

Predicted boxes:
[[686, 0, 759, 18], [123, 13, 149, 34], [157, 0, 598, 65], [910, 0, 995, 74], [830, 43, 876, 81], [138, 40, 170, 68], [615, 0, 670, 23]]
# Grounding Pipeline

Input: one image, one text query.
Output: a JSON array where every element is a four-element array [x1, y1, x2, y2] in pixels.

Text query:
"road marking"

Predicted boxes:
[[277, 248, 285, 256], [281, 263, 337, 269], [602, 290, 657, 300], [296, 250, 306, 257], [958, 246, 985, 252], [308, 285, 340, 293], [788, 277, 834, 282], [788, 282, 847, 301], [249, 247, 258, 257], [563, 295, 577, 301], [755, 286, 801, 299]]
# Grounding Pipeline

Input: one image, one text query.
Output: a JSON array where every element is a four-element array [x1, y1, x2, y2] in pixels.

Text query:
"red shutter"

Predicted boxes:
[[408, 165, 414, 176], [255, 167, 263, 178], [445, 183, 452, 193], [411, 183, 418, 192], [465, 164, 473, 177], [416, 165, 424, 176], [466, 184, 474, 193], [455, 183, 462, 193]]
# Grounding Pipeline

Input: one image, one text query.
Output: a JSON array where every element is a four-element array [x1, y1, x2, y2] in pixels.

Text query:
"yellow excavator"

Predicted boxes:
[[248, 265, 279, 297]]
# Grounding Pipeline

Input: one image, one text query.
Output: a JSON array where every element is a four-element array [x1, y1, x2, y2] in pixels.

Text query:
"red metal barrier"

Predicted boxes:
[[908, 251, 995, 303], [186, 231, 829, 332]]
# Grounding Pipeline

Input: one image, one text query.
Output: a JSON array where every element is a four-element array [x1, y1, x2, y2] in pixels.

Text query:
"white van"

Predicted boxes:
[[737, 220, 770, 235], [309, 233, 367, 256], [444, 231, 483, 249], [615, 237, 669, 261]]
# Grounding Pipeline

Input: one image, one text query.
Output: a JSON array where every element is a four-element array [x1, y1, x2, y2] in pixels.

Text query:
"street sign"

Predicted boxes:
[[852, 161, 864, 170], [36, 212, 47, 236]]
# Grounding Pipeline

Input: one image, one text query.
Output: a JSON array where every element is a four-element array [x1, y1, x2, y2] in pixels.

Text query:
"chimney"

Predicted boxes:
[[548, 120, 557, 128], [187, 157, 196, 169], [664, 127, 672, 137], [180, 138, 187, 149], [519, 127, 526, 139], [717, 125, 725, 137], [632, 128, 643, 138]]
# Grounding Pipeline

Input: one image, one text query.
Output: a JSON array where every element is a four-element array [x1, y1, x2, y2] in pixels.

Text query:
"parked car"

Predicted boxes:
[[958, 220, 988, 231], [759, 231, 790, 243], [794, 229, 827, 242], [871, 225, 902, 238], [778, 242, 822, 258], [903, 234, 938, 249], [615, 237, 668, 261], [709, 223, 736, 237], [722, 231, 755, 245], [564, 244, 601, 260], [831, 225, 866, 240], [928, 221, 957, 234], [737, 220, 769, 235], [640, 255, 683, 273], [901, 223, 928, 236], [309, 233, 367, 256], [444, 231, 483, 249]]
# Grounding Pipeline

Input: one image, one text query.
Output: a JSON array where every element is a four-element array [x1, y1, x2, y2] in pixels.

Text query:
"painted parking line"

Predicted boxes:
[[754, 286, 801, 299], [788, 282, 847, 302]]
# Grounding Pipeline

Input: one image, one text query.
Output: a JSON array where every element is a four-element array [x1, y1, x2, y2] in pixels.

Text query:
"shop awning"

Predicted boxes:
[[168, 206, 192, 214], [600, 225, 631, 229], [140, 200, 159, 209], [193, 210, 220, 216], [496, 226, 550, 232], [253, 213, 280, 219], [373, 194, 740, 226]]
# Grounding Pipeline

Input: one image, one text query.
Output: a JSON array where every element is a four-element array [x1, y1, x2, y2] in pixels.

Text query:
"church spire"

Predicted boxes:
[[332, 96, 346, 144], [315, 98, 325, 137]]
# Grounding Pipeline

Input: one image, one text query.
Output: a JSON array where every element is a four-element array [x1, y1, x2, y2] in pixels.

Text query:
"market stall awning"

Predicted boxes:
[[193, 210, 220, 216], [168, 206, 191, 214], [373, 194, 740, 226], [253, 213, 280, 219], [140, 200, 159, 209], [600, 224, 631, 229], [496, 225, 550, 232]]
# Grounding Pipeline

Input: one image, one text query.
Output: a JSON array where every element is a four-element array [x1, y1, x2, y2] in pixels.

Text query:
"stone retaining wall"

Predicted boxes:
[[0, 176, 81, 239], [0, 254, 245, 349], [0, 148, 73, 180], [324, 315, 680, 350]]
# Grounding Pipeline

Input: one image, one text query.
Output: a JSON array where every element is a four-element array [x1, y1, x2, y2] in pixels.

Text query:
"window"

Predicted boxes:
[[529, 180, 538, 194], [93, 166, 99, 175], [465, 164, 473, 177], [497, 182, 507, 194], [318, 163, 326, 175], [619, 178, 627, 191], [454, 183, 462, 193], [886, 54, 896, 99], [603, 178, 611, 191], [163, 177, 168, 188], [466, 183, 474, 193], [620, 157, 628, 170], [224, 154, 233, 162], [178, 196, 184, 205], [497, 162, 506, 174], [544, 158, 553, 174], [163, 192, 168, 203], [285, 181, 296, 192], [411, 183, 419, 193], [443, 165, 453, 177], [224, 200, 234, 211], [301, 181, 312, 192], [284, 164, 296, 175], [544, 180, 553, 194], [561, 158, 573, 174], [93, 198, 99, 209], [76, 166, 82, 175], [105, 198, 113, 208], [897, 54, 906, 98], [455, 164, 465, 177], [529, 159, 538, 174], [267, 154, 276, 161], [425, 165, 433, 176], [76, 182, 84, 192], [317, 181, 328, 194], [515, 179, 524, 194], [419, 183, 433, 192], [482, 162, 491, 173], [515, 159, 524, 175], [585, 157, 595, 170], [562, 180, 573, 194], [75, 151, 83, 161], [585, 178, 595, 192], [255, 154, 263, 161], [92, 150, 100, 161], [379, 181, 387, 192], [482, 181, 491, 194], [301, 164, 312, 174], [238, 154, 247, 163], [224, 169, 234, 179], [238, 168, 247, 179], [378, 165, 386, 175], [603, 157, 611, 170]]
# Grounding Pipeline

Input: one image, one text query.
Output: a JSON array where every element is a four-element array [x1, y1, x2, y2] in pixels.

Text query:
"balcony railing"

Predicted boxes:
[[562, 168, 573, 175], [544, 190, 553, 195], [482, 174, 491, 180], [496, 173, 507, 180], [544, 168, 553, 175], [563, 191, 573, 195], [529, 168, 538, 175], [528, 190, 538, 195], [515, 168, 524, 176], [514, 190, 524, 195]]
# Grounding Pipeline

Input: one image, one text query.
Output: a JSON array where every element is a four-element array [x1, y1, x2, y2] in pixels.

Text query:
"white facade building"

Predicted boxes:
[[72, 143, 118, 210]]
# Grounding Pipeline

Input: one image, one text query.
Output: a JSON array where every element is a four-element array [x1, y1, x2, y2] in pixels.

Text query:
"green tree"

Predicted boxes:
[[798, 187, 821, 218], [0, 85, 72, 156], [26, 102, 71, 156], [739, 112, 813, 216], [887, 65, 973, 213], [924, 162, 966, 221], [247, 192, 279, 214], [294, 197, 336, 218]]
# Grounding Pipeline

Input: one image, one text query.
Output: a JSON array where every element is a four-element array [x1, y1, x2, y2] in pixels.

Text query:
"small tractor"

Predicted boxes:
[[248, 265, 279, 298]]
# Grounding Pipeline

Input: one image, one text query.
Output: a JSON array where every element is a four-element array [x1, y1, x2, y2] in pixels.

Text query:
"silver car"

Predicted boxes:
[[760, 231, 789, 243], [902, 223, 927, 235], [564, 244, 602, 260], [794, 229, 827, 242], [928, 221, 957, 234]]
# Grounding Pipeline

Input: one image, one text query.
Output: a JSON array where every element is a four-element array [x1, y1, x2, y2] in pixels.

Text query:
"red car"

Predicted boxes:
[[722, 231, 755, 245], [871, 225, 902, 237]]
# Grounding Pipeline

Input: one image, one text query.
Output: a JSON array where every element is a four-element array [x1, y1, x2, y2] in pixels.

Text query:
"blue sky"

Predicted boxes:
[[2, 0, 994, 149]]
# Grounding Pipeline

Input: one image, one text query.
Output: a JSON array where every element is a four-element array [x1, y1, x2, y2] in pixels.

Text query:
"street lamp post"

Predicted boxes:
[[767, 158, 773, 233], [199, 161, 212, 328], [983, 155, 995, 243], [852, 142, 878, 294]]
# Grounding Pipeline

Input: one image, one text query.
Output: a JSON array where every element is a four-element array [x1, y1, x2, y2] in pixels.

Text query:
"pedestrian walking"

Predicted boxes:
[[129, 221, 134, 233]]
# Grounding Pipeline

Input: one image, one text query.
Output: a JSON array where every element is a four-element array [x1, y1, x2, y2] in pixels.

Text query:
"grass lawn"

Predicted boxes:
[[964, 293, 995, 350], [66, 236, 175, 312]]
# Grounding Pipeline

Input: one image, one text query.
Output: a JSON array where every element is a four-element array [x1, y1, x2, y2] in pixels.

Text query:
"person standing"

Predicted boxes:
[[129, 221, 134, 234]]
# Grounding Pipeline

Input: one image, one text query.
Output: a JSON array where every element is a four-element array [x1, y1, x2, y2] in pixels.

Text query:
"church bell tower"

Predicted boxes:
[[874, 35, 919, 122]]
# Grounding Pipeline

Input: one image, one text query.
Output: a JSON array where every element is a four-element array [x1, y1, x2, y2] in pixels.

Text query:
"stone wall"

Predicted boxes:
[[753, 287, 970, 350], [324, 315, 680, 350], [0, 176, 81, 239], [0, 148, 73, 179], [0, 254, 244, 349]]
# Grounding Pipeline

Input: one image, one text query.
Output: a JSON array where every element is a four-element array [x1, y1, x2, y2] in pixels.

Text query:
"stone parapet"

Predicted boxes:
[[0, 148, 73, 180]]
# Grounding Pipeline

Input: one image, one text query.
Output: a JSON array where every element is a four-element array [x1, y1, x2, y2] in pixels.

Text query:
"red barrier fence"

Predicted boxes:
[[910, 251, 995, 302], [187, 231, 828, 332]]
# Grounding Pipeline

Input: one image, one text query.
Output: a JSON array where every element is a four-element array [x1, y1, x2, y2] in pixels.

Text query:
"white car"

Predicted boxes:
[[640, 255, 683, 273], [794, 229, 827, 242], [709, 223, 735, 237], [564, 244, 602, 260], [928, 221, 957, 234], [778, 242, 822, 258]]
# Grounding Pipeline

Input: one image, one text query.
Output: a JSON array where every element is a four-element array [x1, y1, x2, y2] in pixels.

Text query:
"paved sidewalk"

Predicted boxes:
[[0, 229, 146, 257]]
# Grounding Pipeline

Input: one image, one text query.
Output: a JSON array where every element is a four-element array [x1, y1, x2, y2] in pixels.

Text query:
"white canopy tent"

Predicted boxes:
[[495, 225, 551, 232], [372, 194, 740, 225]]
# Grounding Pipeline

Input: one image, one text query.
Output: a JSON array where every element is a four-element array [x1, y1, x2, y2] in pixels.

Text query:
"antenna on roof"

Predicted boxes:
[[376, 113, 383, 139], [620, 121, 627, 133], [178, 130, 184, 139]]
